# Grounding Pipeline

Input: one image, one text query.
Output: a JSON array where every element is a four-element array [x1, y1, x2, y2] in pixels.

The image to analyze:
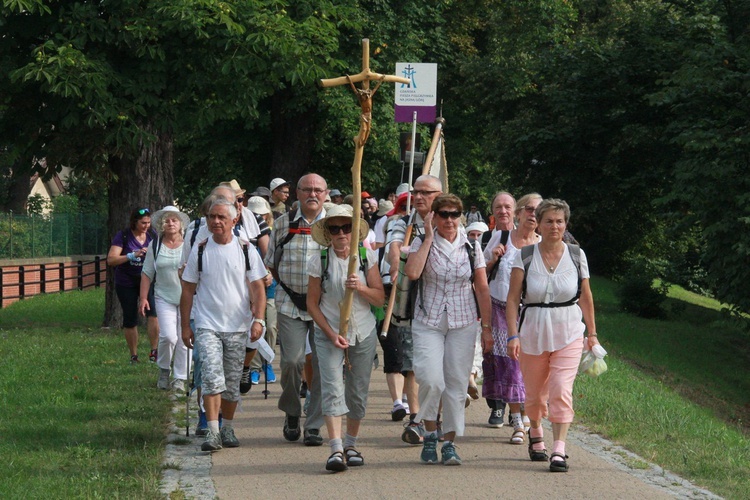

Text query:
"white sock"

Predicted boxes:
[[329, 437, 343, 454], [344, 433, 358, 449], [393, 399, 403, 407], [222, 418, 233, 431], [208, 420, 220, 434]]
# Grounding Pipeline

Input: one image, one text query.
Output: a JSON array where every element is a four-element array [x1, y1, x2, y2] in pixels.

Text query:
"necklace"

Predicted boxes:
[[542, 254, 555, 272]]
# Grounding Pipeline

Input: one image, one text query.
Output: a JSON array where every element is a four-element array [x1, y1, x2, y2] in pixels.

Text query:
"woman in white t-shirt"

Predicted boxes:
[[506, 199, 600, 473], [139, 206, 190, 392], [306, 204, 385, 473]]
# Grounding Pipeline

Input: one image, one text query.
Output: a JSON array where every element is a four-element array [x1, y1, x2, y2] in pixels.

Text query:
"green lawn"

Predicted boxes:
[[0, 290, 172, 498]]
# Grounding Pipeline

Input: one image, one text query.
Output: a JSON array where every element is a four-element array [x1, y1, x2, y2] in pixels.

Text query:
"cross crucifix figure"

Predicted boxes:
[[319, 38, 410, 339]]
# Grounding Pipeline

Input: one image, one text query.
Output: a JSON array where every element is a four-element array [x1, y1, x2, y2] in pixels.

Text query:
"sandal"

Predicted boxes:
[[549, 451, 569, 472], [344, 447, 364, 467], [527, 431, 548, 462], [510, 427, 525, 445], [325, 451, 348, 472]]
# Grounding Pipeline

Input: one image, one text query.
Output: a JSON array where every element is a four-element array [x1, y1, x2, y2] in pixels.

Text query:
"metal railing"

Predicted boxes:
[[0, 212, 109, 259]]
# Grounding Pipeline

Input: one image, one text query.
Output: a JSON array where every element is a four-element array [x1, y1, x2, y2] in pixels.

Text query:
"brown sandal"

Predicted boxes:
[[528, 431, 548, 461]]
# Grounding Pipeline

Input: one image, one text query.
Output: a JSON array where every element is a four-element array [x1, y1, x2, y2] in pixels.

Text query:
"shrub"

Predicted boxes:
[[617, 258, 667, 318]]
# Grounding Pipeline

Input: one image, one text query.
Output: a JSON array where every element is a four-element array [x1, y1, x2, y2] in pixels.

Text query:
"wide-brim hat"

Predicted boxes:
[[387, 192, 411, 217], [246, 196, 271, 215], [152, 205, 191, 233], [311, 204, 369, 247], [270, 177, 291, 192], [377, 199, 394, 216], [251, 186, 272, 199]]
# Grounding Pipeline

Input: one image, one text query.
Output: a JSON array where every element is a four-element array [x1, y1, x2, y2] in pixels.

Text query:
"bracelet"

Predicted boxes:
[[507, 335, 519, 342], [588, 333, 597, 337], [253, 318, 266, 327], [481, 323, 490, 328]]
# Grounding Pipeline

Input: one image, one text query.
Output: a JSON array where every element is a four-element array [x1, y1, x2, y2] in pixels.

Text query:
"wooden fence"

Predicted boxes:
[[0, 256, 107, 308]]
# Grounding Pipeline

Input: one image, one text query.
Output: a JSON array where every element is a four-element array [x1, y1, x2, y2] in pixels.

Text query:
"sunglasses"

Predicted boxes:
[[328, 223, 353, 235], [137, 208, 150, 215], [523, 206, 538, 213], [436, 210, 462, 219], [236, 197, 244, 203]]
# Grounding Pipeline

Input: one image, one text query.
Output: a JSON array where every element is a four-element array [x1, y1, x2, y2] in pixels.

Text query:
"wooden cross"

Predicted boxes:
[[319, 38, 410, 338]]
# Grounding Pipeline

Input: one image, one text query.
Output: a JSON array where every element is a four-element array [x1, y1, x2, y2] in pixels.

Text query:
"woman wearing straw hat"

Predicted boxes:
[[139, 205, 191, 392], [306, 204, 385, 472]]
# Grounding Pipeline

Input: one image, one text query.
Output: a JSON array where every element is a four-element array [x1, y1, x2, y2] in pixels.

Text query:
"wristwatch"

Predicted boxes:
[[253, 318, 266, 327]]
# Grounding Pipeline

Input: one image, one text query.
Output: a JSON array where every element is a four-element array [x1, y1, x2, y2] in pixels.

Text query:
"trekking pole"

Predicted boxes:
[[186, 347, 192, 437], [262, 358, 270, 399]]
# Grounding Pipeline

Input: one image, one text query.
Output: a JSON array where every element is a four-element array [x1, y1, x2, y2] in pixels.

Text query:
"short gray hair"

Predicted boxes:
[[536, 198, 570, 224], [209, 198, 237, 219]]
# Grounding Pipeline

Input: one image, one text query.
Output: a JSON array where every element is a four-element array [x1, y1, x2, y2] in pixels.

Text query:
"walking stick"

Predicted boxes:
[[262, 358, 269, 399], [185, 346, 192, 437], [319, 38, 410, 339]]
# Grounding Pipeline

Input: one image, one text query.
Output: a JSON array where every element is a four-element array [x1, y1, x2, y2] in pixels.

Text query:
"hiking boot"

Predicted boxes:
[[420, 434, 439, 464], [441, 442, 462, 465], [220, 426, 240, 448], [149, 349, 158, 363], [283, 414, 301, 442], [201, 429, 223, 452], [195, 411, 208, 436], [264, 363, 277, 383], [488, 408, 505, 428], [239, 367, 252, 394], [402, 421, 425, 445], [130, 355, 139, 364], [157, 368, 170, 390], [303, 428, 323, 446], [250, 370, 260, 385]]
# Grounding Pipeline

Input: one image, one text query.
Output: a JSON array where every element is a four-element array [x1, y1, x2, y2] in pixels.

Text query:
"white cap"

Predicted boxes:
[[270, 177, 290, 192], [395, 182, 410, 196], [465, 221, 489, 234], [246, 196, 271, 215]]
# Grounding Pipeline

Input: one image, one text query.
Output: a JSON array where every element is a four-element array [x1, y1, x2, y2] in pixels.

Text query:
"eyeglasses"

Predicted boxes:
[[278, 190, 290, 195], [299, 187, 326, 195], [523, 206, 538, 213], [137, 208, 150, 215], [411, 189, 440, 197], [328, 223, 353, 235], [436, 210, 462, 219]]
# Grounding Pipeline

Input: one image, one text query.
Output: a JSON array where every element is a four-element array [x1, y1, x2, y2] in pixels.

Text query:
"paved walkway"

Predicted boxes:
[[161, 354, 720, 500]]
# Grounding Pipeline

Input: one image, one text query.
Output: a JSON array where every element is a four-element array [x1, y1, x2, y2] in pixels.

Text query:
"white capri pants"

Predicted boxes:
[[412, 312, 477, 437], [155, 296, 190, 380]]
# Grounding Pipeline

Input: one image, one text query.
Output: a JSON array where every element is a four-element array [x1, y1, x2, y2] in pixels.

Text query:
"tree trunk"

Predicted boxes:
[[271, 90, 315, 188], [103, 124, 174, 328], [1, 162, 32, 213]]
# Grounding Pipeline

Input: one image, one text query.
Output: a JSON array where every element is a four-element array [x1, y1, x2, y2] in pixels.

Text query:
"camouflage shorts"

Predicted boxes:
[[195, 328, 246, 402], [399, 325, 414, 373]]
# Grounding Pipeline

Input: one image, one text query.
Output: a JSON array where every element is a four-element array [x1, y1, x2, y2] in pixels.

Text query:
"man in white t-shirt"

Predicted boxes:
[[181, 198, 267, 452]]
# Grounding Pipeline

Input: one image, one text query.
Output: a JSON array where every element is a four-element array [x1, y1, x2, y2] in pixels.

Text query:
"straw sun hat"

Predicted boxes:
[[311, 204, 369, 247]]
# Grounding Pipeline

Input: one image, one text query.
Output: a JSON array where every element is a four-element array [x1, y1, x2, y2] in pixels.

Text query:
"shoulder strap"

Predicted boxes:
[[197, 238, 209, 273], [240, 239, 251, 271], [567, 243, 582, 300], [320, 247, 329, 285], [120, 228, 130, 250], [481, 230, 492, 250], [487, 230, 510, 282], [464, 241, 477, 283], [520, 244, 535, 300], [190, 218, 201, 247]]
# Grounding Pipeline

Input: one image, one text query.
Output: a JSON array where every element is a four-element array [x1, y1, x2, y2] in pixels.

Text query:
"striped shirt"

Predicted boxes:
[[410, 232, 486, 329], [264, 208, 326, 320]]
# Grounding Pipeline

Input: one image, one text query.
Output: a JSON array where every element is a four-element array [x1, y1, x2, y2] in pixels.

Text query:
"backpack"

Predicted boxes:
[[189, 218, 202, 247], [197, 237, 252, 274], [399, 234, 478, 321], [485, 230, 510, 282], [320, 246, 385, 321], [518, 243, 582, 329], [272, 209, 312, 311]]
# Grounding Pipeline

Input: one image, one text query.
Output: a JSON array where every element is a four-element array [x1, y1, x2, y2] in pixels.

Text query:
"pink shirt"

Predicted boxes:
[[410, 232, 486, 329]]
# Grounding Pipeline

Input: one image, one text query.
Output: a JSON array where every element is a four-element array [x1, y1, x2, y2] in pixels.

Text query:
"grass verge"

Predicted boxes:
[[0, 289, 172, 498], [575, 276, 750, 498]]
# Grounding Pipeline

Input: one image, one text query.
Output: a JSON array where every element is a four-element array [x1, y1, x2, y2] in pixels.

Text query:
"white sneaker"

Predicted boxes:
[[170, 378, 186, 393]]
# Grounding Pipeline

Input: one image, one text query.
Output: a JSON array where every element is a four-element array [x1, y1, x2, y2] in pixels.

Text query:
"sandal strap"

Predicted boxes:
[[327, 451, 344, 462], [528, 436, 544, 445], [550, 452, 568, 461]]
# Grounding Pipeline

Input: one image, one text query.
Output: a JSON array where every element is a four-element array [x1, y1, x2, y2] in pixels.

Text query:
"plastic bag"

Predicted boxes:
[[579, 341, 608, 377]]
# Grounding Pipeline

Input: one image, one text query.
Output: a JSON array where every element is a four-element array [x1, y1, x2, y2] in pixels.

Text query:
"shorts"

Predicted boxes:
[[399, 324, 414, 373], [378, 321, 403, 373], [115, 283, 156, 328], [194, 328, 246, 402]]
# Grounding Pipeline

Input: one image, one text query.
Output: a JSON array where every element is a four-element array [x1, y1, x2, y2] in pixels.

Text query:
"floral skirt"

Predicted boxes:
[[481, 298, 526, 403]]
